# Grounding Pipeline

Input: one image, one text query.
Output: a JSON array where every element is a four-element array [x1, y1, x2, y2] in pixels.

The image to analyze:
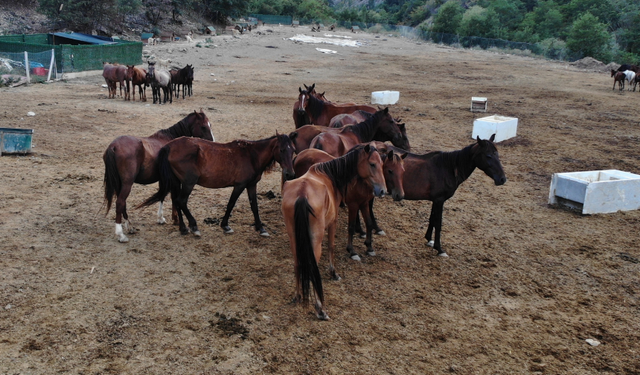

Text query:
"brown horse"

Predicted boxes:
[[126, 65, 148, 102], [103, 110, 215, 242], [102, 63, 129, 100], [309, 107, 410, 156], [293, 144, 406, 261], [137, 133, 296, 237], [612, 70, 626, 91], [293, 83, 330, 128], [282, 143, 387, 320], [298, 90, 377, 127], [386, 135, 506, 256], [290, 107, 410, 153]]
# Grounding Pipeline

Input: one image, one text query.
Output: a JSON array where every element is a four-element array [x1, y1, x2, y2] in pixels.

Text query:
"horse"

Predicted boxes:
[[102, 110, 215, 243], [616, 64, 640, 73], [137, 133, 296, 237], [102, 63, 128, 100], [329, 110, 409, 153], [293, 83, 330, 128], [293, 144, 406, 261], [612, 70, 626, 91], [126, 65, 148, 102], [385, 135, 506, 257], [623, 70, 636, 91], [147, 61, 173, 104], [290, 107, 410, 154], [281, 143, 387, 320], [170, 64, 194, 99], [296, 89, 377, 128]]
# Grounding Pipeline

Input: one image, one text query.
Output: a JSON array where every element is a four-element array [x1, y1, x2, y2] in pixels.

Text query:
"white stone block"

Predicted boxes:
[[472, 115, 518, 142], [371, 91, 399, 105], [548, 169, 640, 214]]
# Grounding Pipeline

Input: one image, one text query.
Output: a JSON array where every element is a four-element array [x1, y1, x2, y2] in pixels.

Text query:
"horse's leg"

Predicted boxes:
[[246, 184, 269, 236], [425, 201, 447, 256], [360, 200, 376, 256], [369, 198, 385, 236], [220, 185, 246, 234], [354, 209, 366, 238], [114, 182, 135, 242], [156, 201, 167, 224], [175, 181, 200, 236], [346, 202, 361, 261], [327, 221, 340, 281]]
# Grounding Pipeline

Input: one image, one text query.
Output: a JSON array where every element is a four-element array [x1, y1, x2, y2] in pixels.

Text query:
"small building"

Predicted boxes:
[[205, 26, 216, 35]]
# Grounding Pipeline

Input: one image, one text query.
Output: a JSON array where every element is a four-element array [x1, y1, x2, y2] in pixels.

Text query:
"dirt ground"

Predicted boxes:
[[1, 25, 639, 374]]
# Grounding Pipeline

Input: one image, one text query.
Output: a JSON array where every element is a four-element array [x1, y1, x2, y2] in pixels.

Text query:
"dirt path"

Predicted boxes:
[[1, 25, 639, 374]]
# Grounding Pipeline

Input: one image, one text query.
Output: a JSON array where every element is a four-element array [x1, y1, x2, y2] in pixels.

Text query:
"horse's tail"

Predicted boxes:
[[102, 147, 121, 215], [136, 146, 175, 209], [294, 197, 323, 306]]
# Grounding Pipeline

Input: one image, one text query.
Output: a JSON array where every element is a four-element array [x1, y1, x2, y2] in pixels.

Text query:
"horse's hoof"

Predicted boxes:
[[427, 240, 435, 248], [350, 254, 361, 261], [180, 229, 190, 235], [367, 251, 376, 256], [438, 252, 449, 257], [192, 230, 201, 237], [332, 275, 342, 281], [316, 311, 330, 321], [118, 236, 129, 243], [158, 217, 167, 225], [259, 228, 270, 237], [223, 226, 234, 234], [375, 230, 386, 236], [359, 233, 366, 239]]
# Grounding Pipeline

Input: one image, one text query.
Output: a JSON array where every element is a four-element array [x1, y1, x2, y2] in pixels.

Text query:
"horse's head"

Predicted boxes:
[[190, 109, 215, 142], [357, 143, 387, 198], [146, 62, 156, 81], [472, 134, 507, 186], [373, 108, 411, 151], [382, 149, 407, 201], [186, 64, 194, 81], [125, 65, 135, 80], [297, 84, 315, 115], [611, 69, 617, 77], [275, 131, 296, 181]]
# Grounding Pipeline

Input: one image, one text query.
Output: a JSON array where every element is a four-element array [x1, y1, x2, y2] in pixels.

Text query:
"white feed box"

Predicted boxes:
[[548, 170, 640, 214], [371, 91, 400, 105], [471, 97, 487, 112], [472, 115, 518, 142]]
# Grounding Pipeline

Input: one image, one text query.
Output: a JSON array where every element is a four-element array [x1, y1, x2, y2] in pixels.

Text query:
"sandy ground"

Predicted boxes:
[[1, 25, 639, 374]]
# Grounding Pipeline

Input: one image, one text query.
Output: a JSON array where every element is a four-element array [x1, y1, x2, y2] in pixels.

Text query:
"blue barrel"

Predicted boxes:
[[0, 128, 33, 155]]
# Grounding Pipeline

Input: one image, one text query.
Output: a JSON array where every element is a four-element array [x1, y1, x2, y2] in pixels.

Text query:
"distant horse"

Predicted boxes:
[[387, 135, 506, 256], [103, 110, 215, 242], [126, 65, 148, 102], [623, 70, 636, 91], [281, 143, 387, 320], [634, 74, 640, 92], [102, 63, 128, 100], [297, 88, 377, 127], [137, 133, 296, 237], [293, 144, 405, 260], [147, 61, 173, 104], [612, 70, 626, 91], [293, 83, 329, 128], [290, 107, 410, 153], [616, 64, 640, 73], [170, 64, 194, 99]]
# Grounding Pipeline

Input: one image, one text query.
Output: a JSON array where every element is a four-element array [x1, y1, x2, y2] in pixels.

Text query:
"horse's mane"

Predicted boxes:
[[158, 113, 198, 138], [306, 94, 325, 120], [313, 144, 366, 194], [344, 110, 386, 141], [436, 142, 490, 184], [232, 135, 280, 174]]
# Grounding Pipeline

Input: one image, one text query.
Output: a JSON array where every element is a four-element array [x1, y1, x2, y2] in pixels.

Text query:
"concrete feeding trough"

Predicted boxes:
[[0, 128, 33, 155], [471, 97, 487, 112], [371, 90, 400, 105], [548, 170, 640, 214], [472, 115, 518, 142]]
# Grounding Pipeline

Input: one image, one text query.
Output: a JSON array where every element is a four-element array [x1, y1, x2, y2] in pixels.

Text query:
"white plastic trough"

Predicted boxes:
[[548, 170, 640, 214], [472, 115, 518, 143], [371, 91, 399, 105]]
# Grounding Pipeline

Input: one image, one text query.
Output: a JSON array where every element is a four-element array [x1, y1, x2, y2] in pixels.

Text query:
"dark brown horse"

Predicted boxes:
[[293, 144, 406, 261], [298, 90, 377, 127], [126, 65, 148, 102], [170, 64, 194, 99], [612, 70, 626, 91], [293, 83, 330, 128], [290, 107, 410, 153], [137, 133, 296, 237], [102, 63, 128, 99], [387, 135, 506, 256], [103, 110, 215, 242], [282, 144, 387, 320]]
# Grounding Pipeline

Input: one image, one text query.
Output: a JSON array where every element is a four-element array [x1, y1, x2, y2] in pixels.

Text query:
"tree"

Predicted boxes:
[[458, 5, 500, 38], [618, 11, 640, 55], [430, 0, 463, 34], [566, 11, 612, 61]]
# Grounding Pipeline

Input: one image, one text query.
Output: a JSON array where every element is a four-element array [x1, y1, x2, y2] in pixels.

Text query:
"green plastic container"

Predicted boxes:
[[0, 128, 33, 155]]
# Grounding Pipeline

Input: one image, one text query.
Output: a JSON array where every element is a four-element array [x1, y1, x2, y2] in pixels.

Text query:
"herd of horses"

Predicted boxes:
[[102, 83, 507, 320], [611, 64, 640, 91], [102, 61, 194, 104]]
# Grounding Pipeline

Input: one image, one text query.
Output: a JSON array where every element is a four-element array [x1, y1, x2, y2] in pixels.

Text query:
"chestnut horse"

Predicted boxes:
[[309, 107, 410, 156], [293, 144, 406, 261], [282, 143, 387, 320], [612, 70, 626, 91], [290, 107, 410, 153], [386, 135, 506, 256], [137, 133, 296, 237], [103, 110, 215, 242], [126, 65, 148, 102], [102, 63, 129, 100], [297, 90, 377, 127]]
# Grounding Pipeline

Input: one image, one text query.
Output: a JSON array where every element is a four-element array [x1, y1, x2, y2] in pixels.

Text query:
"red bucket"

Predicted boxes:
[[32, 67, 47, 76]]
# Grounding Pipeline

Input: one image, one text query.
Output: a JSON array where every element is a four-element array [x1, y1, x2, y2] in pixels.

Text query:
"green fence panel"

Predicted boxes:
[[248, 14, 293, 25]]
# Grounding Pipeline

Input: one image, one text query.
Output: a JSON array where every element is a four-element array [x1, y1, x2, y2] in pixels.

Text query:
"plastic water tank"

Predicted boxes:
[[371, 91, 400, 105]]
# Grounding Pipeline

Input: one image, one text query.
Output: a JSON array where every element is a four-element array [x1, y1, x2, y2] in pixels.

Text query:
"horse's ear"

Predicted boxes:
[[289, 131, 298, 141], [383, 107, 389, 114], [387, 150, 394, 160], [310, 83, 315, 91], [299, 87, 302, 93], [489, 134, 496, 142], [364, 144, 371, 153], [276, 130, 279, 136]]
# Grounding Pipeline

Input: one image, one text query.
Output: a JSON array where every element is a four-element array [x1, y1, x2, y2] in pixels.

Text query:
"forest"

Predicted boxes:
[[30, 0, 640, 63]]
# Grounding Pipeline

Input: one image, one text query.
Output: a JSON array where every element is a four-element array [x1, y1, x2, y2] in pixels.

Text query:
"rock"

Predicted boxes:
[[27, 111, 35, 116], [586, 338, 601, 346]]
